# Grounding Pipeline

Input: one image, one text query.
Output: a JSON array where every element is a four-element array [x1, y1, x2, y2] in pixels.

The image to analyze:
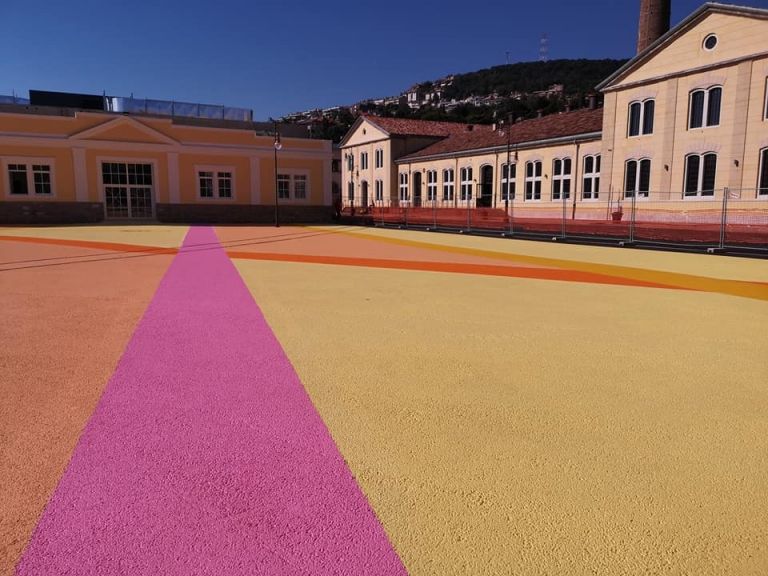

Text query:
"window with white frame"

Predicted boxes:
[[764, 78, 768, 119], [758, 148, 768, 196], [628, 99, 655, 136], [689, 86, 722, 129], [375, 179, 384, 202], [399, 172, 409, 201], [551, 158, 572, 201], [346, 153, 354, 171], [294, 175, 307, 199], [524, 161, 542, 200], [277, 173, 309, 200], [375, 148, 384, 168], [426, 170, 438, 201], [582, 155, 600, 200], [501, 162, 516, 200], [624, 159, 651, 198], [347, 181, 354, 201], [277, 174, 291, 199], [460, 167, 473, 201], [7, 163, 53, 195], [443, 168, 455, 201], [361, 152, 369, 170], [684, 153, 717, 197], [198, 169, 233, 199]]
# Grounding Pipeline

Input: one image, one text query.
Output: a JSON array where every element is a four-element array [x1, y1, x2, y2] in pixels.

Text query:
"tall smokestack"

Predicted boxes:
[[637, 0, 671, 53]]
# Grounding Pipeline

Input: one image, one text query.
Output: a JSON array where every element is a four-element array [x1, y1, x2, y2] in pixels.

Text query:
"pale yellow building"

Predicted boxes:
[[598, 2, 768, 220], [0, 101, 332, 223], [340, 2, 768, 225]]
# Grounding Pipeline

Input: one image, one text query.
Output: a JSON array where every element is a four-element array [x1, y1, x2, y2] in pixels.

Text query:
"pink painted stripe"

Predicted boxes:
[[16, 226, 406, 576]]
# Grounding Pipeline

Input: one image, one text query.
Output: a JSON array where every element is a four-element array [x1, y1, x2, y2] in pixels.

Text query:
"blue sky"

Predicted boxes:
[[2, 0, 766, 119]]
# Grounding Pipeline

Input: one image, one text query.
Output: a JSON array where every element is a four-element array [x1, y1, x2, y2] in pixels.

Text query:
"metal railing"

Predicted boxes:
[[341, 189, 768, 252]]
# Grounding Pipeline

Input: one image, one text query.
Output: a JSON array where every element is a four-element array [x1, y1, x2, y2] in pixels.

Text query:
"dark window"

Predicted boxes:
[[199, 171, 214, 197], [32, 165, 52, 195], [9, 164, 28, 195], [759, 149, 768, 196], [707, 87, 722, 126], [690, 91, 705, 128], [702, 154, 717, 195], [690, 87, 721, 129], [639, 159, 651, 196], [684, 153, 717, 196], [685, 156, 700, 195], [628, 102, 641, 136], [643, 100, 655, 135], [625, 161, 637, 196], [628, 100, 654, 136], [625, 159, 651, 198]]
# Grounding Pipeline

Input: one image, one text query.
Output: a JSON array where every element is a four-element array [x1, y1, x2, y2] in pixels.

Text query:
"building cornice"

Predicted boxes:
[[601, 50, 768, 93], [597, 2, 768, 92]]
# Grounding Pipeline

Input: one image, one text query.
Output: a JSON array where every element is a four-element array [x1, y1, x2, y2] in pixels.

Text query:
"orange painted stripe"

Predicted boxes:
[[226, 250, 683, 290], [0, 235, 178, 255]]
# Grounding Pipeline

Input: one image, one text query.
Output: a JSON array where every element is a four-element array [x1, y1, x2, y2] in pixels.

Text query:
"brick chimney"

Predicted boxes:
[[637, 0, 671, 53]]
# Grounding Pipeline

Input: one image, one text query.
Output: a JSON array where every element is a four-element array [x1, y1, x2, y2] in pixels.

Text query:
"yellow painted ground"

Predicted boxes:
[[0, 225, 189, 248], [234, 240, 768, 575], [319, 225, 768, 283]]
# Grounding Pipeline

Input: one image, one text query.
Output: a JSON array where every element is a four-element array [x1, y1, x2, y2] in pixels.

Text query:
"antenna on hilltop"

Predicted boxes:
[[539, 33, 549, 62], [506, 51, 511, 65]]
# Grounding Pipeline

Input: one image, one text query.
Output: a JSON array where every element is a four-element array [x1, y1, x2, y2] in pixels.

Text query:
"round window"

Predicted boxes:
[[703, 34, 718, 51]]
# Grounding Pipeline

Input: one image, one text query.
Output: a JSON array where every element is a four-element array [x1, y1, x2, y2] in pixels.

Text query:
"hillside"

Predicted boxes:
[[297, 58, 627, 141], [441, 59, 627, 101]]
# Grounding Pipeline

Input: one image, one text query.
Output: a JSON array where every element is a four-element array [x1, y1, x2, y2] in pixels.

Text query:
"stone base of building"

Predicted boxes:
[[0, 201, 105, 224], [0, 202, 334, 225], [155, 203, 334, 224]]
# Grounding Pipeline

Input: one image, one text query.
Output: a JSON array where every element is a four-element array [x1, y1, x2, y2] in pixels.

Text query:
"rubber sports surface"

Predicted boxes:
[[1, 225, 767, 575]]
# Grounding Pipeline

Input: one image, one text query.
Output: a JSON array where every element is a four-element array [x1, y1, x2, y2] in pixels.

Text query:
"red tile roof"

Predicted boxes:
[[363, 115, 489, 137], [398, 108, 603, 161]]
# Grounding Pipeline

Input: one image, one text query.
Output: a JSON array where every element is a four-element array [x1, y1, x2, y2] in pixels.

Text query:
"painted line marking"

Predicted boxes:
[[16, 226, 406, 576]]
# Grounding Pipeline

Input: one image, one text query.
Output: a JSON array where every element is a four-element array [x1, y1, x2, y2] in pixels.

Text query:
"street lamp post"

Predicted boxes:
[[499, 116, 517, 235], [273, 122, 282, 227]]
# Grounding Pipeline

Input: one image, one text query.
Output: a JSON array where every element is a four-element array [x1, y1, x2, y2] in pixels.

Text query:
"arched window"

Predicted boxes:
[[399, 172, 409, 201], [460, 167, 473, 201], [374, 149, 384, 168], [500, 162, 516, 201], [552, 158, 572, 201], [374, 179, 384, 202], [426, 170, 438, 201], [759, 148, 768, 197], [524, 161, 542, 200], [628, 99, 655, 136], [582, 155, 601, 200], [684, 153, 717, 197], [689, 86, 722, 129], [624, 159, 651, 198], [442, 168, 455, 201]]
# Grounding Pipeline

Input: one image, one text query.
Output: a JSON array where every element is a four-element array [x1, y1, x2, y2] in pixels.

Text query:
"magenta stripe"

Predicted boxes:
[[16, 226, 406, 576]]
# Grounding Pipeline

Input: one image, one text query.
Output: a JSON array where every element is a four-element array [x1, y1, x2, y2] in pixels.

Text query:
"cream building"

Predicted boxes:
[[340, 2, 768, 223], [598, 2, 768, 215]]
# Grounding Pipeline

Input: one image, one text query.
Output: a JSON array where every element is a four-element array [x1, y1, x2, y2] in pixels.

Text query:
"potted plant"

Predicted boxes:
[[611, 203, 623, 222]]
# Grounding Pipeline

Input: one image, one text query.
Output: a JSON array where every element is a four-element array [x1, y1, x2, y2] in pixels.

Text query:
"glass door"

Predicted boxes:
[[103, 162, 154, 219]]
